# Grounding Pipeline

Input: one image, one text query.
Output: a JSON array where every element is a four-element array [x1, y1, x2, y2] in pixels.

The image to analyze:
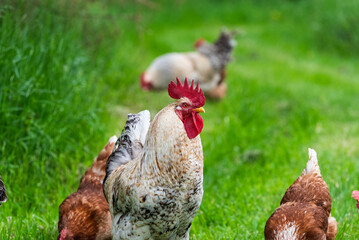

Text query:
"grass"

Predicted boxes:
[[1, 0, 359, 239]]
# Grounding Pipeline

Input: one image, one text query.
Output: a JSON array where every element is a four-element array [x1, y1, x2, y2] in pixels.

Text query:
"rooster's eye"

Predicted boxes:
[[183, 103, 188, 108]]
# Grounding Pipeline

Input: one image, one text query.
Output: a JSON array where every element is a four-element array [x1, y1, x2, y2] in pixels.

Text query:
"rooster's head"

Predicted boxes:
[[168, 78, 205, 139]]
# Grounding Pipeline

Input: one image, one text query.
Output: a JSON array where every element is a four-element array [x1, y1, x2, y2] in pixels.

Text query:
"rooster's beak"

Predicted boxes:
[[193, 107, 205, 113]]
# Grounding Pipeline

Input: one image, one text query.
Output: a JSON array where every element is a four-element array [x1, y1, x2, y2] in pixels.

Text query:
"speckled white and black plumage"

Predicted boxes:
[[0, 177, 7, 206], [104, 103, 204, 240], [265, 149, 337, 240], [104, 111, 150, 185]]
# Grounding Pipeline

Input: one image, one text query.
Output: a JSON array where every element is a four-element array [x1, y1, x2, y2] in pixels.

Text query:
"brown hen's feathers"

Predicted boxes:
[[58, 192, 112, 240], [58, 136, 116, 240], [280, 150, 331, 217], [327, 216, 338, 240], [265, 202, 328, 240], [264, 148, 337, 240]]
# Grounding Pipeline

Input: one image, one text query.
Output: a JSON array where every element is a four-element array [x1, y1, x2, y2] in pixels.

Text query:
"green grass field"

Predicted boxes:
[[1, 0, 359, 239]]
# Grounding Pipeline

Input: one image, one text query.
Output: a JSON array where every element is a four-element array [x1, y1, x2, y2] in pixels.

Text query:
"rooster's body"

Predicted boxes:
[[58, 136, 116, 240], [141, 31, 235, 99], [104, 79, 206, 240], [265, 149, 337, 240]]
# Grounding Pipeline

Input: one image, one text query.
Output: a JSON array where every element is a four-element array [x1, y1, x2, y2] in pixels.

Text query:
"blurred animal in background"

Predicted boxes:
[[140, 30, 237, 100], [352, 190, 359, 213], [265, 149, 337, 240], [58, 136, 117, 240], [0, 177, 7, 206], [104, 79, 206, 240]]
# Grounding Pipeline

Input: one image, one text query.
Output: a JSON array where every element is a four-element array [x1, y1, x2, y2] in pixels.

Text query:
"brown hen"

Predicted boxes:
[[265, 148, 337, 240], [58, 136, 117, 240]]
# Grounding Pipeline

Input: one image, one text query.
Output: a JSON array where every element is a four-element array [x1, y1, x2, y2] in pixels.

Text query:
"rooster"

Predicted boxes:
[[104, 78, 206, 240], [0, 177, 7, 206], [352, 190, 359, 213], [140, 31, 236, 100], [58, 136, 117, 240], [265, 148, 337, 240]]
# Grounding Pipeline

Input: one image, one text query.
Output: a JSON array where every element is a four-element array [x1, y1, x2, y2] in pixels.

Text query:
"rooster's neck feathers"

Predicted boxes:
[[105, 106, 203, 184], [141, 103, 203, 179]]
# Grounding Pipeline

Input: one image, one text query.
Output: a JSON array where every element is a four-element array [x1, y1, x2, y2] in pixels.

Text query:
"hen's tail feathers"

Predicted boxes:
[[305, 148, 320, 174], [94, 136, 117, 163], [0, 178, 7, 205], [326, 216, 337, 240], [104, 110, 150, 184], [214, 31, 236, 67]]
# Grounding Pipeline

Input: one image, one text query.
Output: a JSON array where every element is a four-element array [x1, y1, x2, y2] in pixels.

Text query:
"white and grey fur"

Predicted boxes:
[[104, 110, 150, 186], [142, 30, 236, 93]]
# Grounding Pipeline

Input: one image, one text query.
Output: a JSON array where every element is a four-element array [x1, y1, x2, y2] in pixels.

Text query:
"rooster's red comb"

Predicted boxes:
[[168, 78, 205, 107]]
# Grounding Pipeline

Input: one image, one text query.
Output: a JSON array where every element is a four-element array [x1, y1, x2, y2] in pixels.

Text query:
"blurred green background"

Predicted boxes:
[[1, 0, 359, 239]]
